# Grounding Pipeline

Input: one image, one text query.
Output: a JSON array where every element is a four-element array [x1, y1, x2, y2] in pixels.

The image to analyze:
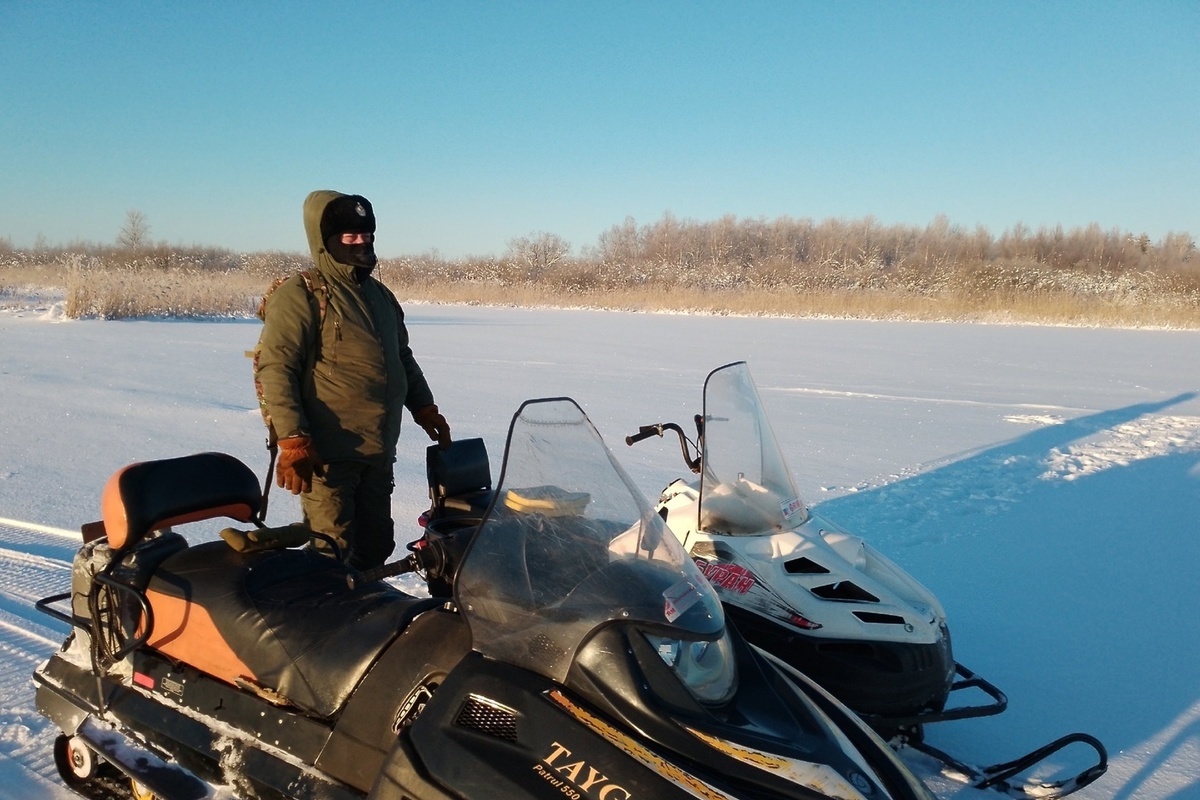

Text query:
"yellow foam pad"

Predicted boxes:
[[503, 485, 591, 516]]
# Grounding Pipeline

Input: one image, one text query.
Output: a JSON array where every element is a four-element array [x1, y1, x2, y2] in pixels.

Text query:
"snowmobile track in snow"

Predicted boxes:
[[0, 522, 74, 646], [0, 519, 84, 799]]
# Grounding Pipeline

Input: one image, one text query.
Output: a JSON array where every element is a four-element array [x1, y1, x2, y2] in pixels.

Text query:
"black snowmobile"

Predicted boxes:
[[622, 362, 1107, 800], [33, 396, 936, 800]]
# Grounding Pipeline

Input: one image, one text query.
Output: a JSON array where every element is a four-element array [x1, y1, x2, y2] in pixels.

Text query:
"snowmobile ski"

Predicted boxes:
[[906, 731, 1108, 800]]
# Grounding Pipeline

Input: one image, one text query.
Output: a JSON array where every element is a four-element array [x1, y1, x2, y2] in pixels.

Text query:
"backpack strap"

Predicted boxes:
[[251, 269, 330, 520], [255, 269, 328, 328], [296, 269, 329, 329]]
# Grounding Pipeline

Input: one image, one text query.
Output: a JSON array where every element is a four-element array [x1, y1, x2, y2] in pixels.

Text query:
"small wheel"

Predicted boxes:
[[53, 734, 99, 785], [130, 778, 158, 800]]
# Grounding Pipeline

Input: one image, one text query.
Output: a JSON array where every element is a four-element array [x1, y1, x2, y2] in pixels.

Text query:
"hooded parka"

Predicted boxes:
[[254, 190, 434, 464]]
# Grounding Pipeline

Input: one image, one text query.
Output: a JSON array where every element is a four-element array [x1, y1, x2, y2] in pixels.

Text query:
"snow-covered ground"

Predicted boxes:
[[1, 298, 1197, 800]]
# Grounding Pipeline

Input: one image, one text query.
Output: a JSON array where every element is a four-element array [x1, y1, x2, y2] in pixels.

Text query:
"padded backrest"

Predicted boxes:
[[101, 452, 262, 552], [426, 438, 491, 504]]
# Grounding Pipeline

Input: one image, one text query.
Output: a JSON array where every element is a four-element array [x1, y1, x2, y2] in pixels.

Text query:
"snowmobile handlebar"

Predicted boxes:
[[345, 552, 423, 590], [345, 529, 457, 591], [624, 424, 664, 445], [625, 422, 702, 474]]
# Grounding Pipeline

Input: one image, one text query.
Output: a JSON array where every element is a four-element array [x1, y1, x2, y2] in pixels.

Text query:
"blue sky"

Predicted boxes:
[[2, 1, 1197, 259]]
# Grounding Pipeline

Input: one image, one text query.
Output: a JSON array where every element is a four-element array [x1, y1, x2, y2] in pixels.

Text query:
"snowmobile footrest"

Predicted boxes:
[[912, 731, 1108, 799], [75, 717, 211, 800]]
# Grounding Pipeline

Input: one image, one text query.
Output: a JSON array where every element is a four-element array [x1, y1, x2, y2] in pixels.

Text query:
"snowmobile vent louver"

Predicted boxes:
[[810, 582, 879, 602], [455, 695, 519, 741], [784, 557, 830, 574], [852, 612, 908, 625]]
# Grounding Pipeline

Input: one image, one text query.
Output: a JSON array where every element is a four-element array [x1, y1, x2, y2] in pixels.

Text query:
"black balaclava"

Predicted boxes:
[[320, 194, 377, 278]]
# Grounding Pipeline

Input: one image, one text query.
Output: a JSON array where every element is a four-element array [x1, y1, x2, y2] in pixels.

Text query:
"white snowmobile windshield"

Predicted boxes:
[[698, 362, 809, 535], [455, 398, 726, 685]]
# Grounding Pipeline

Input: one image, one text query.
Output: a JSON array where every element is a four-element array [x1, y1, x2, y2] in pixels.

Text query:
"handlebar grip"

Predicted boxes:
[[346, 554, 419, 590], [625, 425, 661, 446]]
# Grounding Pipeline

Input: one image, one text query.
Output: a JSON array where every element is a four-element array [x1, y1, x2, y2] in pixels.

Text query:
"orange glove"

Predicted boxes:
[[276, 436, 322, 494], [413, 404, 452, 448]]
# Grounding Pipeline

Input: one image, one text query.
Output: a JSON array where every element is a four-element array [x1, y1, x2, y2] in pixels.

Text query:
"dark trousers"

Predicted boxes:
[[301, 458, 396, 570]]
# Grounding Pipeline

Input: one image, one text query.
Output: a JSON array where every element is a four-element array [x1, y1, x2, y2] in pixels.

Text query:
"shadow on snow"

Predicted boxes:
[[813, 394, 1200, 793]]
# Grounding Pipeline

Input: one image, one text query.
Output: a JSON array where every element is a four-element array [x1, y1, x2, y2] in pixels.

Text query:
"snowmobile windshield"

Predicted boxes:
[[698, 362, 809, 535], [455, 398, 726, 685]]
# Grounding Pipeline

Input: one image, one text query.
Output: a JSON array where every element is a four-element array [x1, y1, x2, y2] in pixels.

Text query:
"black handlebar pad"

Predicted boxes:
[[346, 553, 420, 590], [625, 425, 662, 446]]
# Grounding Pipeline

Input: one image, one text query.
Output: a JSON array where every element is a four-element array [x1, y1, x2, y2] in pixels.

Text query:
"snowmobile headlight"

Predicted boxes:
[[644, 630, 737, 705]]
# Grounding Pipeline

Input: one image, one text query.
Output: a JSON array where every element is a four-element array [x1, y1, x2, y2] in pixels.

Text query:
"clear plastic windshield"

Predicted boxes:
[[699, 362, 809, 535], [455, 398, 725, 684]]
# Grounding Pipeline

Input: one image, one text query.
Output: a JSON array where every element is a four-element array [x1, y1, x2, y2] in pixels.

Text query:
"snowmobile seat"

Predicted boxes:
[[427, 438, 492, 518], [101, 452, 262, 555], [144, 542, 439, 718], [93, 452, 434, 718], [76, 453, 262, 659]]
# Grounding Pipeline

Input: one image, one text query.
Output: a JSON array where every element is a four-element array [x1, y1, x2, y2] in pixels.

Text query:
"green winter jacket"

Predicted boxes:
[[254, 190, 435, 462]]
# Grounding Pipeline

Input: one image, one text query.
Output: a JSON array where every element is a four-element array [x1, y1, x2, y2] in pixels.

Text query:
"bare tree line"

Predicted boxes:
[[1, 211, 1196, 325], [581, 212, 1196, 278], [405, 213, 1199, 300]]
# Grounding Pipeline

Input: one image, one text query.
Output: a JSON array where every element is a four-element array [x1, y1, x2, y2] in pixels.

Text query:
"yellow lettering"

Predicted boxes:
[[598, 785, 632, 800], [545, 742, 572, 766], [542, 744, 631, 800], [555, 760, 586, 782], [578, 767, 609, 792]]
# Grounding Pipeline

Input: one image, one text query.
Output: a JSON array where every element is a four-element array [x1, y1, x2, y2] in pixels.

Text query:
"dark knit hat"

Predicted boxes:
[[320, 194, 376, 242]]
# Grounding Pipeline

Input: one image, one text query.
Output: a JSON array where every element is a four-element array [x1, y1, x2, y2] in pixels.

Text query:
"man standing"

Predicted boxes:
[[255, 190, 451, 569]]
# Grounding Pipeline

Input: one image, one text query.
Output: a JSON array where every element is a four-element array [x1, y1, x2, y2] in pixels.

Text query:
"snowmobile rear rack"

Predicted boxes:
[[34, 579, 154, 663], [34, 591, 74, 627]]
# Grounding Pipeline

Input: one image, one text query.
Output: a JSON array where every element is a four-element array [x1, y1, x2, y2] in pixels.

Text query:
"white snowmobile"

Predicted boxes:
[[33, 396, 936, 800], [623, 362, 1107, 800]]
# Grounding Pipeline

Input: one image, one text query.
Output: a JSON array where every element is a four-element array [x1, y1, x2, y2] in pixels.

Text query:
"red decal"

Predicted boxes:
[[132, 672, 155, 689], [694, 558, 756, 595]]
